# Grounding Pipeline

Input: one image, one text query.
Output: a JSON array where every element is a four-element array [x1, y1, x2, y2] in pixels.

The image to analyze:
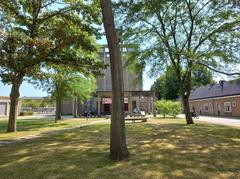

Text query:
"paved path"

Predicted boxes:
[[0, 119, 109, 146], [195, 116, 240, 127]]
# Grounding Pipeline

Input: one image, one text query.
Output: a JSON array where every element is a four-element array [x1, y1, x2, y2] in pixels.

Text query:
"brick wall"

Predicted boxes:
[[189, 96, 240, 117]]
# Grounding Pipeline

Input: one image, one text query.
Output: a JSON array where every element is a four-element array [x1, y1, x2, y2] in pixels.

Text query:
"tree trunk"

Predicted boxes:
[[7, 77, 22, 132], [182, 96, 194, 124], [100, 0, 129, 160], [55, 95, 62, 122], [73, 98, 78, 118]]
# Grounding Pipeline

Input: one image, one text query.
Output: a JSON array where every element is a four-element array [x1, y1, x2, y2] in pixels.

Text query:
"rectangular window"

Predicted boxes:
[[224, 102, 232, 112], [216, 103, 221, 111], [203, 103, 208, 112]]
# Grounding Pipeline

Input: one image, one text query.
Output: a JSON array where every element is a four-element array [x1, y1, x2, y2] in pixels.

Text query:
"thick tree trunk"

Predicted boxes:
[[7, 78, 22, 132], [100, 0, 129, 160], [73, 98, 78, 118], [182, 96, 194, 124], [55, 96, 62, 123]]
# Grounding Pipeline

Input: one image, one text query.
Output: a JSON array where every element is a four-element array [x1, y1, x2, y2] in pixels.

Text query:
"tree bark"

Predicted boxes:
[[55, 95, 62, 122], [182, 95, 194, 124], [7, 77, 23, 132], [73, 98, 78, 118], [100, 0, 129, 160]]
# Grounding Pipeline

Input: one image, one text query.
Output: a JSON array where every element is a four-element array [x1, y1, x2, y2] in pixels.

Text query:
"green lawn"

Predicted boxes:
[[0, 116, 104, 141], [0, 118, 239, 178]]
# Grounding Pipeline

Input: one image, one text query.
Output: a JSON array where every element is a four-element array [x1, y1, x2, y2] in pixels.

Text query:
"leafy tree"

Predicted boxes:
[[151, 78, 163, 100], [70, 75, 96, 118], [117, 0, 240, 124], [0, 0, 104, 132], [21, 98, 54, 112], [192, 65, 214, 87], [151, 68, 179, 100], [39, 68, 96, 122], [40, 98, 55, 108], [169, 101, 182, 118], [22, 99, 41, 111], [151, 66, 214, 100], [100, 0, 129, 160], [155, 100, 170, 118]]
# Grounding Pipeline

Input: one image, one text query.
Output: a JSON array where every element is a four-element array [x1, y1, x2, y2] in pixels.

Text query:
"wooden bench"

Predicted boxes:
[[125, 117, 148, 123]]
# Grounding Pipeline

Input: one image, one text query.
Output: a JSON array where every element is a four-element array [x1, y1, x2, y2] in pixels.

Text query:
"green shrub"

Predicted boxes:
[[155, 100, 182, 118], [19, 111, 34, 116], [169, 101, 182, 118]]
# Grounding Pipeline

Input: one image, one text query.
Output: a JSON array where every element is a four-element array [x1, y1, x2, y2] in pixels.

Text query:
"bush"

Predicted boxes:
[[155, 100, 182, 118], [19, 111, 34, 116]]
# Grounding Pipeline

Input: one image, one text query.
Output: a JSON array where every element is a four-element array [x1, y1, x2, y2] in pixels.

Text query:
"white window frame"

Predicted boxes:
[[203, 103, 209, 112], [224, 102, 232, 113]]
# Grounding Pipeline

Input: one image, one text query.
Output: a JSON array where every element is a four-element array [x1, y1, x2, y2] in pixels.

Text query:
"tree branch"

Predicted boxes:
[[195, 61, 240, 76], [194, 19, 240, 52]]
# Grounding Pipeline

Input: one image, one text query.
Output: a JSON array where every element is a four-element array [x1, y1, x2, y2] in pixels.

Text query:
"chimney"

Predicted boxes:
[[219, 80, 225, 90]]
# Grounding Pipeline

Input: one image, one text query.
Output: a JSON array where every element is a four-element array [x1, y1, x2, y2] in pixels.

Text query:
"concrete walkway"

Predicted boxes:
[[195, 116, 240, 127], [0, 119, 109, 146]]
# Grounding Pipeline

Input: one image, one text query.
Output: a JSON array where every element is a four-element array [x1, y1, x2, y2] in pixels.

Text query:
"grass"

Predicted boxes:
[[0, 118, 239, 178], [0, 116, 104, 141]]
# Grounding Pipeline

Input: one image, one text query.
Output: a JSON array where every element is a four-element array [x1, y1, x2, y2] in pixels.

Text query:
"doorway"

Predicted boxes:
[[104, 104, 111, 115]]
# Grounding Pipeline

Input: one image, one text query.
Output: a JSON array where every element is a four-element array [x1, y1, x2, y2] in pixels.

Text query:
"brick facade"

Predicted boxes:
[[189, 95, 240, 117]]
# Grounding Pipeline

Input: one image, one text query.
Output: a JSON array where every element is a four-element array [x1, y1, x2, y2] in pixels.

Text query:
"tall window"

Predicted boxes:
[[224, 102, 232, 112], [216, 103, 221, 111], [203, 103, 208, 112]]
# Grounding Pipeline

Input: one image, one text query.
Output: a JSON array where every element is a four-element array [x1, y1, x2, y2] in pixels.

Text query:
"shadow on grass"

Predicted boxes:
[[0, 121, 239, 178], [0, 118, 90, 134], [0, 119, 69, 133]]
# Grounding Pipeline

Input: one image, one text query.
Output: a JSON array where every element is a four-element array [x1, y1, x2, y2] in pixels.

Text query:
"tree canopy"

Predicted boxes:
[[116, 0, 240, 124], [36, 66, 96, 121], [151, 66, 214, 100], [0, 0, 105, 132]]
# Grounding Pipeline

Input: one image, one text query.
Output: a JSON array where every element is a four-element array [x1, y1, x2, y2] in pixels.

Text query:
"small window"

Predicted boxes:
[[224, 102, 232, 112], [203, 103, 208, 112], [232, 101, 236, 107]]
